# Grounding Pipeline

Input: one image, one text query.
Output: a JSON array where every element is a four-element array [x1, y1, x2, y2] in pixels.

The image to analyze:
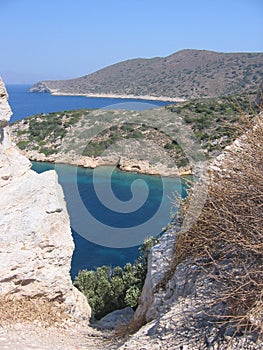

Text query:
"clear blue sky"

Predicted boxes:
[[0, 0, 262, 84]]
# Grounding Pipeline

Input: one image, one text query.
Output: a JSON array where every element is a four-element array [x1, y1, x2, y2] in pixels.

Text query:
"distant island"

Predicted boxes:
[[30, 49, 263, 100]]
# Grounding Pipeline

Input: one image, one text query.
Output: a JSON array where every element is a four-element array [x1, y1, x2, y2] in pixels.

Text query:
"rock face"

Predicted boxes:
[[117, 157, 180, 177], [0, 78, 90, 320], [132, 231, 177, 327], [120, 118, 263, 349]]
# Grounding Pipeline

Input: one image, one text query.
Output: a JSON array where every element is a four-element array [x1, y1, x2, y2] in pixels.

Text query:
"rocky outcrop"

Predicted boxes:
[[122, 246, 261, 349], [29, 81, 52, 94], [117, 157, 181, 176], [0, 78, 90, 320], [132, 231, 177, 327], [120, 116, 263, 349]]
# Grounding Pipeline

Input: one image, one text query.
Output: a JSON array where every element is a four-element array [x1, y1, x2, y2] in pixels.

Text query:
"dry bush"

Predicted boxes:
[[173, 110, 263, 337], [0, 295, 66, 327]]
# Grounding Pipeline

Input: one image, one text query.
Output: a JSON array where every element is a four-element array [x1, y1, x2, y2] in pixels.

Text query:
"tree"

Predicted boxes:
[[73, 236, 159, 320]]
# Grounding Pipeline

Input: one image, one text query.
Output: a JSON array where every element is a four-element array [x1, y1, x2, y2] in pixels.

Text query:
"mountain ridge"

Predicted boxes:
[[30, 49, 263, 99]]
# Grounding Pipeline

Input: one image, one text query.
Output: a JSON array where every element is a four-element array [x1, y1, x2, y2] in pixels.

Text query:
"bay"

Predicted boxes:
[[6, 84, 182, 279], [31, 162, 188, 279], [6, 84, 172, 123]]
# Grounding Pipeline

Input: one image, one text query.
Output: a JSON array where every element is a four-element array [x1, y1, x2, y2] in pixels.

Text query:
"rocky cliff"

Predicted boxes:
[[0, 78, 90, 321], [119, 111, 263, 349]]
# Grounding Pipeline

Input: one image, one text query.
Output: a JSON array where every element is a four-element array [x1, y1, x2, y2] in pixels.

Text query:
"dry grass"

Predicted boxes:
[[173, 110, 263, 337], [0, 295, 67, 327]]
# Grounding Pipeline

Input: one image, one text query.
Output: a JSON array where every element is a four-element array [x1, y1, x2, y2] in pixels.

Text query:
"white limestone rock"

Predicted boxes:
[[0, 78, 90, 320], [124, 123, 263, 349], [133, 231, 176, 325]]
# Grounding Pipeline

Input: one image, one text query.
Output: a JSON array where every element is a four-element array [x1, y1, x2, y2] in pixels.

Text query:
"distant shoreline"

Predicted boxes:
[[48, 89, 186, 103]]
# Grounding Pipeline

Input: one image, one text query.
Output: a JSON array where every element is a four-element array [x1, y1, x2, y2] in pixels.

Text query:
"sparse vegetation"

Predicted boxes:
[[166, 90, 258, 156], [0, 295, 66, 327], [10, 91, 258, 171], [172, 110, 263, 338], [16, 140, 30, 150], [30, 50, 263, 99]]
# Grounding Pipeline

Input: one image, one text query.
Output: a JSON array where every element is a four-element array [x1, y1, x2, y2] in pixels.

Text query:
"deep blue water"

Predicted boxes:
[[6, 84, 182, 279], [6, 84, 172, 123], [32, 162, 188, 279]]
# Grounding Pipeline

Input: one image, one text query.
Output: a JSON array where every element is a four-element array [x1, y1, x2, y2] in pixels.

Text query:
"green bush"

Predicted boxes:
[[17, 140, 29, 150], [74, 237, 158, 320], [39, 147, 57, 156], [164, 142, 175, 150]]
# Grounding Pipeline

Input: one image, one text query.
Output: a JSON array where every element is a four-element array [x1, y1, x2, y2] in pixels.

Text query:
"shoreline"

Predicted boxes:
[[45, 88, 186, 103], [36, 159, 193, 178], [24, 151, 192, 177]]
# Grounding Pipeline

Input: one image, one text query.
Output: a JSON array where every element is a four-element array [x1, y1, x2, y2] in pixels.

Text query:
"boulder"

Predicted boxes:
[[94, 307, 134, 330]]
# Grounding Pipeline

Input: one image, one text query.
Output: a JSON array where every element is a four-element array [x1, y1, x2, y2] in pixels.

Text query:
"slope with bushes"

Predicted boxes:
[[30, 49, 263, 99], [10, 91, 259, 174]]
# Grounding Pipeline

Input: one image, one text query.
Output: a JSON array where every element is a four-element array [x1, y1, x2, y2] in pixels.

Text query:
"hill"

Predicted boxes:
[[30, 49, 263, 99]]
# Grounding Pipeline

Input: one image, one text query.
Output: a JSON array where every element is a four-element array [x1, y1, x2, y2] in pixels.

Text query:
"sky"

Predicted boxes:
[[0, 0, 262, 84]]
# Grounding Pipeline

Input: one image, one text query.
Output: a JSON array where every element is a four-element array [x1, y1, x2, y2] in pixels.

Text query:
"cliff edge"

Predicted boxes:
[[0, 78, 91, 321]]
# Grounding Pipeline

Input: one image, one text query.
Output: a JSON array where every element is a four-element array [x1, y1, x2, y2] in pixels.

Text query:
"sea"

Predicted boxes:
[[6, 84, 185, 279], [6, 84, 170, 123]]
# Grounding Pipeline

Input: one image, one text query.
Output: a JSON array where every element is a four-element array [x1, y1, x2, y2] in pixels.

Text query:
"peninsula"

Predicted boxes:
[[11, 90, 258, 176], [30, 49, 263, 100]]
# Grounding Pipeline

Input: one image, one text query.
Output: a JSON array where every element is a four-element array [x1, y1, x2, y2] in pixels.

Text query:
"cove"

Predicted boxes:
[[31, 162, 188, 279]]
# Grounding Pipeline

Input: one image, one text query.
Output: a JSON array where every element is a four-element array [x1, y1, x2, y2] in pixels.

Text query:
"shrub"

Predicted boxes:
[[164, 142, 175, 150], [177, 157, 189, 168], [127, 131, 143, 139], [74, 237, 158, 320], [17, 140, 29, 150], [39, 147, 57, 156]]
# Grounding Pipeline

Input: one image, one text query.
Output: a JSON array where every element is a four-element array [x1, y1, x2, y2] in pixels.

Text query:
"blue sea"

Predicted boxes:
[[6, 84, 171, 123], [32, 162, 188, 278], [6, 85, 184, 279]]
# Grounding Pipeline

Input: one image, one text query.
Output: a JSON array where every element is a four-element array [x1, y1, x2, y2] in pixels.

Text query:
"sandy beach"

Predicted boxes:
[[49, 89, 186, 103]]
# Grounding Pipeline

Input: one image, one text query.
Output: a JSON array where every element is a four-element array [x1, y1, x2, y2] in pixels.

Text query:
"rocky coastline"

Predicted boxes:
[[16, 149, 193, 177]]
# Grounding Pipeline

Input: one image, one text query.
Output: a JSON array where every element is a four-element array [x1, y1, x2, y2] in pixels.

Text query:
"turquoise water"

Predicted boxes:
[[32, 162, 188, 278], [6, 84, 172, 123], [7, 84, 182, 279]]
